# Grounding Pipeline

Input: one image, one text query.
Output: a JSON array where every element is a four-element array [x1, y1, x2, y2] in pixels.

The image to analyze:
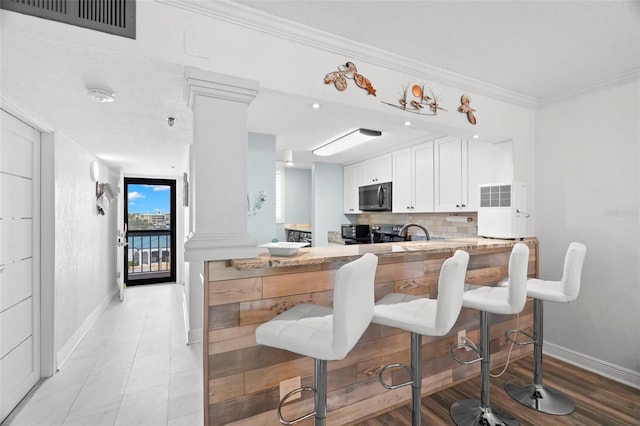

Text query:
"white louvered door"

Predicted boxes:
[[0, 109, 41, 422]]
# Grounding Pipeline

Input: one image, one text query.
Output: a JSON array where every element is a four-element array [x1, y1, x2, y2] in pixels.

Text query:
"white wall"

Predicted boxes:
[[276, 167, 312, 242], [247, 133, 276, 244], [285, 168, 312, 224], [312, 163, 346, 247], [535, 80, 640, 382], [53, 132, 119, 365]]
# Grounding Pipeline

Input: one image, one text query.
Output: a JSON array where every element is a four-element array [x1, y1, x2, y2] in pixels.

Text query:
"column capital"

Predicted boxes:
[[184, 232, 257, 261], [184, 67, 259, 109]]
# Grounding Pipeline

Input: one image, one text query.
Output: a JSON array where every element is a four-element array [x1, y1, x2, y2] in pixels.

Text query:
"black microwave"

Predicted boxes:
[[359, 182, 392, 211], [341, 224, 371, 241]]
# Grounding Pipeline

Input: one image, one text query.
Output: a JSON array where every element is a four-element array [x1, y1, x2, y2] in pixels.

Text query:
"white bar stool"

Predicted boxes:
[[449, 243, 530, 426], [503, 242, 587, 415], [371, 250, 470, 426], [255, 253, 378, 426]]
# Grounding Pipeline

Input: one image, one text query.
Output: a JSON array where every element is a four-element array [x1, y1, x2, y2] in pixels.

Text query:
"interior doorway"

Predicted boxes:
[[124, 178, 176, 285]]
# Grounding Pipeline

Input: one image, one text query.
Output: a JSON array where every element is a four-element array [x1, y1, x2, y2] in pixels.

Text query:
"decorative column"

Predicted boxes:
[[184, 67, 259, 261]]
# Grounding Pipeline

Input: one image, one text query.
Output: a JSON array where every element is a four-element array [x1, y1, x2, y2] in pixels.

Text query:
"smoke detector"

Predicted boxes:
[[87, 86, 115, 103]]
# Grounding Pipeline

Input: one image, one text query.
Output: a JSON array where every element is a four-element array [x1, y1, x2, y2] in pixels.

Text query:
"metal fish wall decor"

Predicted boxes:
[[459, 95, 477, 125]]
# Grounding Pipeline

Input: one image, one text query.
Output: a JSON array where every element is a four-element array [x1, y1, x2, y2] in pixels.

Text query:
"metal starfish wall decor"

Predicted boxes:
[[324, 61, 377, 96]]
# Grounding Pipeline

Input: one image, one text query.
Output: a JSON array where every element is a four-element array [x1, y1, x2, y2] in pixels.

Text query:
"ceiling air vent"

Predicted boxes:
[[1, 0, 136, 39]]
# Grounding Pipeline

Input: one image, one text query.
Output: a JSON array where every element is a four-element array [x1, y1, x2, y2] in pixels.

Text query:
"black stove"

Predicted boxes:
[[343, 237, 374, 245], [341, 224, 408, 244]]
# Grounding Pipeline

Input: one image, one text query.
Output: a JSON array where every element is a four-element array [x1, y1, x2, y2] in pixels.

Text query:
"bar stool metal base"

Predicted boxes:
[[504, 382, 575, 415], [450, 399, 519, 426], [377, 332, 423, 426]]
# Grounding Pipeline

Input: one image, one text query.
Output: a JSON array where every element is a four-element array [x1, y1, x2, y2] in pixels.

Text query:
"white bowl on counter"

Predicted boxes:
[[259, 242, 309, 257]]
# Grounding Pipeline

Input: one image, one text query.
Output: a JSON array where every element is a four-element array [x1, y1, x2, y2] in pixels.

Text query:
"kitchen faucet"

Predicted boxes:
[[399, 223, 430, 241]]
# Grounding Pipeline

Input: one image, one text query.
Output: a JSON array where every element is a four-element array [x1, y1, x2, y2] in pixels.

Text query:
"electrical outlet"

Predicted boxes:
[[280, 376, 301, 401], [457, 329, 471, 351]]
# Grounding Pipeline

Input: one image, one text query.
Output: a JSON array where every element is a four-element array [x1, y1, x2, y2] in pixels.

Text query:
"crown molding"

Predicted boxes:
[[538, 67, 640, 107], [159, 0, 539, 108], [1, 95, 54, 132]]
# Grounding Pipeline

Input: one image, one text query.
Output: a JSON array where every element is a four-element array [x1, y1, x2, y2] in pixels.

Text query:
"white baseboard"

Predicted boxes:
[[545, 342, 640, 390], [188, 328, 203, 345], [182, 289, 203, 345], [56, 286, 118, 370]]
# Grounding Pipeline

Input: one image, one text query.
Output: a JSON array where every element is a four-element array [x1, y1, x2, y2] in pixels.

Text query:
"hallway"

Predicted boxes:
[[3, 284, 203, 426]]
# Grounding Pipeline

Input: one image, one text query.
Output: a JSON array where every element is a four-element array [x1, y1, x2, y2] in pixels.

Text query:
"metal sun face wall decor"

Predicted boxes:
[[323, 60, 478, 125]]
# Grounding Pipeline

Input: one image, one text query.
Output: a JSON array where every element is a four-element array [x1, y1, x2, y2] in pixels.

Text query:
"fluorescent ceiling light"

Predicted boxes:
[[312, 128, 382, 157]]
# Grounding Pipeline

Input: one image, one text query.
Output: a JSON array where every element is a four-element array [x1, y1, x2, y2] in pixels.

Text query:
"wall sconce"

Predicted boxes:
[[96, 182, 116, 215], [90, 160, 100, 182], [312, 128, 382, 157]]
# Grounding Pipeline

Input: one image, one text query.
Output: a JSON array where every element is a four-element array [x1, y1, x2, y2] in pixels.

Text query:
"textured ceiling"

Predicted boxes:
[[1, 1, 638, 176], [237, 0, 640, 100]]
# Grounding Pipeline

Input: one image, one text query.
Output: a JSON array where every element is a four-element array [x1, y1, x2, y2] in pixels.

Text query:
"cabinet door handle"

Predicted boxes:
[[461, 204, 466, 207]]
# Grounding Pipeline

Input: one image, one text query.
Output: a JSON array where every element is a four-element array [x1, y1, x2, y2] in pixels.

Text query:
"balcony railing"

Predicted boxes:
[[127, 230, 171, 280]]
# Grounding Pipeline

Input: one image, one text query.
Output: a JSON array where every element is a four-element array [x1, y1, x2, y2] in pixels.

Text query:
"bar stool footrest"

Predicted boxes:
[[505, 382, 575, 416], [450, 399, 519, 426], [505, 329, 536, 345], [378, 363, 413, 390], [277, 386, 316, 425], [450, 338, 482, 365]]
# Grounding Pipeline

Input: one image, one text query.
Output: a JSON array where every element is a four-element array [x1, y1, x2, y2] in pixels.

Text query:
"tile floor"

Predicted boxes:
[[3, 283, 203, 426]]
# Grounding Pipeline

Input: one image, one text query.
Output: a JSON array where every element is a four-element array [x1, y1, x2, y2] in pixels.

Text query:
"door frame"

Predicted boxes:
[[124, 177, 177, 285], [1, 103, 55, 382]]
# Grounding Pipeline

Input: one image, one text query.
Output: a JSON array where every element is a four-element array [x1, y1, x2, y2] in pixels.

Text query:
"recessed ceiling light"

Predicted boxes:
[[87, 85, 115, 103], [472, 134, 480, 139], [312, 103, 321, 109], [404, 121, 412, 127]]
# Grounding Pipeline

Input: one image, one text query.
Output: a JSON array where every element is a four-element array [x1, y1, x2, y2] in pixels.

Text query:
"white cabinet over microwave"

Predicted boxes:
[[362, 153, 392, 184]]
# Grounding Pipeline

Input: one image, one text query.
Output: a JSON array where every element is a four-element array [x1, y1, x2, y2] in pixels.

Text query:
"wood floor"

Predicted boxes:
[[353, 356, 640, 425]]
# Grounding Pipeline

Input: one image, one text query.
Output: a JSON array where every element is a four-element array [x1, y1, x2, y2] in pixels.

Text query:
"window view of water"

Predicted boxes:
[[126, 182, 174, 281]]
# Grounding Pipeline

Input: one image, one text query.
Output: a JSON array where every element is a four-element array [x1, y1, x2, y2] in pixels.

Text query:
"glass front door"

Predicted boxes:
[[124, 178, 176, 285]]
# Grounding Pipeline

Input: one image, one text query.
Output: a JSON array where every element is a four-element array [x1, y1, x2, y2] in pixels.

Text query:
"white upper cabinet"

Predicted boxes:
[[393, 142, 434, 213], [392, 148, 412, 212], [344, 137, 512, 215], [435, 137, 508, 212], [434, 137, 466, 212], [362, 153, 392, 184], [343, 162, 363, 214], [466, 140, 497, 210]]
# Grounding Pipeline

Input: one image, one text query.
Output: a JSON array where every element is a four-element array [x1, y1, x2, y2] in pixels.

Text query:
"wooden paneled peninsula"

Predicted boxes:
[[204, 238, 538, 425]]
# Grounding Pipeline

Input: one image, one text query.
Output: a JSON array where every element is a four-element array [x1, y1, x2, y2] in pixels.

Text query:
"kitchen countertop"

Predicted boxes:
[[283, 223, 311, 232], [231, 237, 537, 270]]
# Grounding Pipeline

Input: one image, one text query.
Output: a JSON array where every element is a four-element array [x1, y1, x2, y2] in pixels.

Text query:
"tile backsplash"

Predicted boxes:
[[354, 212, 479, 238]]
